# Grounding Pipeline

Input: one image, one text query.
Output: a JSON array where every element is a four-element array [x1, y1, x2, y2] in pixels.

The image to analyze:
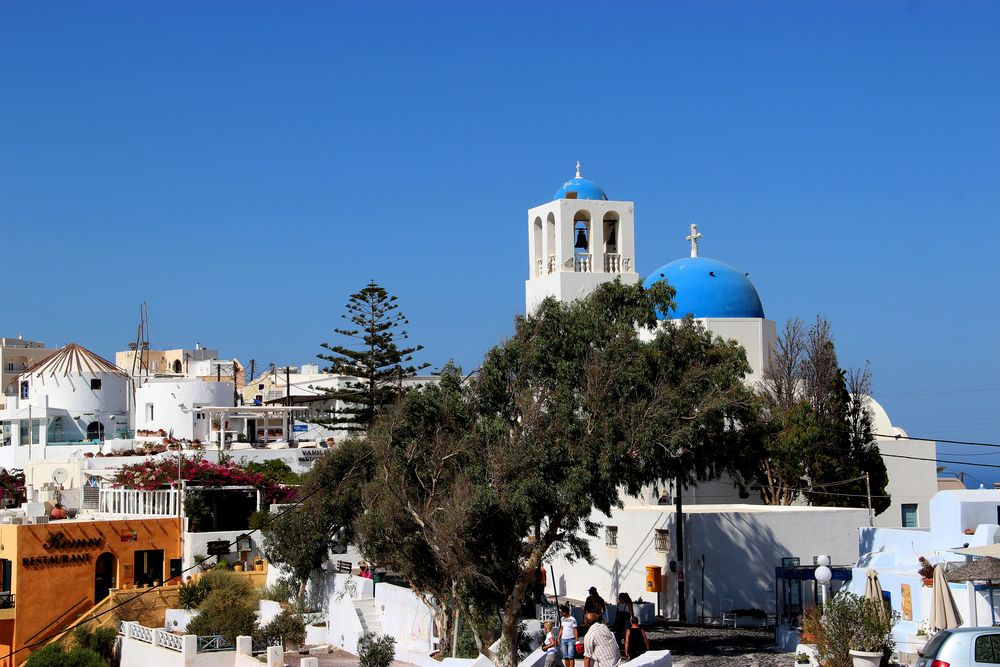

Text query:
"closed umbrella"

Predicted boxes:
[[930, 564, 963, 631], [864, 568, 886, 618]]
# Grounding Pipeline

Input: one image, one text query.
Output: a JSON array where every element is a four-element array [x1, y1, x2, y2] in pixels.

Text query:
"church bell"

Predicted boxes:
[[574, 228, 589, 250]]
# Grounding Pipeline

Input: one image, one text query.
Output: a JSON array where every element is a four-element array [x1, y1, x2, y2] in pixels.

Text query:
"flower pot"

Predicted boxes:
[[848, 650, 882, 667], [922, 577, 933, 587]]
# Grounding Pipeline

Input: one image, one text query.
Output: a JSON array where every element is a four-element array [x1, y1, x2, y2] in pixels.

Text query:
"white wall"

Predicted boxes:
[[549, 503, 867, 622], [136, 379, 234, 441], [376, 581, 437, 654]]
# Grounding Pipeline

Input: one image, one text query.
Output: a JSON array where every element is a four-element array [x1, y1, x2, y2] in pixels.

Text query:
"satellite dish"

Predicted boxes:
[[52, 468, 69, 485]]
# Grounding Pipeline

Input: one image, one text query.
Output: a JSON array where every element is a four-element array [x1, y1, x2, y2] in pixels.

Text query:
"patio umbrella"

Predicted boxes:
[[930, 564, 963, 631], [864, 569, 886, 618], [946, 556, 1000, 625]]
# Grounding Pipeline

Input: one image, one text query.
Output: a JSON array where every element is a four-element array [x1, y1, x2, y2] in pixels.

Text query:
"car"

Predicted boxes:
[[916, 627, 1000, 666]]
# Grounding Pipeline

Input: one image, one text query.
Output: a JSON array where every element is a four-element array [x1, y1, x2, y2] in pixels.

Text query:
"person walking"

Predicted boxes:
[[542, 621, 560, 667], [557, 605, 578, 667], [583, 612, 620, 667], [613, 593, 634, 643], [623, 617, 648, 661], [584, 587, 606, 617]]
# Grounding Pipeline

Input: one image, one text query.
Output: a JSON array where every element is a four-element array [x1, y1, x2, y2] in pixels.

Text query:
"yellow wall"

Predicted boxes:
[[0, 518, 181, 665]]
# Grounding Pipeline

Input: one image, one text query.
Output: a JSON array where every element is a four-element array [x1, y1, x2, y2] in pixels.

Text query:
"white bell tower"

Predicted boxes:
[[525, 163, 640, 313]]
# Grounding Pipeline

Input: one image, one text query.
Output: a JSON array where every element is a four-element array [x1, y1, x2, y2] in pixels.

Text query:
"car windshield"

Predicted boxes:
[[921, 631, 951, 657]]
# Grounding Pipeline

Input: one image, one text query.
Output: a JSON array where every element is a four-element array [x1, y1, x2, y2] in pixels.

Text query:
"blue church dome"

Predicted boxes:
[[553, 162, 608, 201], [554, 177, 608, 201], [644, 256, 765, 319]]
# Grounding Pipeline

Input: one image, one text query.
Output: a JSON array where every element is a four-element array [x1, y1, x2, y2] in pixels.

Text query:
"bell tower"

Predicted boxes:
[[525, 163, 640, 313]]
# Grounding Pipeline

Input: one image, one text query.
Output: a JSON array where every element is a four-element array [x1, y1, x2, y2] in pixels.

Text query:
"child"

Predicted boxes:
[[557, 605, 578, 667], [542, 621, 560, 667], [624, 616, 648, 661]]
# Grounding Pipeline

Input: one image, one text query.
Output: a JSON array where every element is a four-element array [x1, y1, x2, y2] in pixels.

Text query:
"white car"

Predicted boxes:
[[916, 627, 1000, 667]]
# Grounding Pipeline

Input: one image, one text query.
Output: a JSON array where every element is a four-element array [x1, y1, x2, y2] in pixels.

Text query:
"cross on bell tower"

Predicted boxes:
[[686, 224, 703, 258]]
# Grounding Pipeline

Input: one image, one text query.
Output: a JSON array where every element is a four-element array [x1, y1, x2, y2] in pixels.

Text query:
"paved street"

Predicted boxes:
[[647, 624, 785, 667]]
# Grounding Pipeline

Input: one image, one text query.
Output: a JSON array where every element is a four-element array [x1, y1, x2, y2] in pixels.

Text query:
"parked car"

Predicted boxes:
[[916, 627, 1000, 666]]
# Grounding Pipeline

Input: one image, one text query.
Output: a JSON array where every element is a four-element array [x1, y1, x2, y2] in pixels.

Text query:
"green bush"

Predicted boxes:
[[185, 570, 259, 643], [178, 578, 208, 610], [71, 624, 116, 663], [817, 592, 898, 667], [358, 633, 396, 667], [25, 643, 107, 667], [259, 578, 297, 604], [255, 609, 306, 647]]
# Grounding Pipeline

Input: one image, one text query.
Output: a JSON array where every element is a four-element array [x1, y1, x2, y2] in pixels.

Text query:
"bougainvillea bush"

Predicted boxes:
[[111, 456, 297, 503]]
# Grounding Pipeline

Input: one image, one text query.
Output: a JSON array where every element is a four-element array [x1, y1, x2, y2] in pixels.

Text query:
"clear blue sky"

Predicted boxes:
[[2, 1, 998, 483]]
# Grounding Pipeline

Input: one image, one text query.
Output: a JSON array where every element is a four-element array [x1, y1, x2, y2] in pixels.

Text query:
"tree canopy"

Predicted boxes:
[[315, 281, 429, 431], [357, 280, 758, 665], [753, 317, 890, 513]]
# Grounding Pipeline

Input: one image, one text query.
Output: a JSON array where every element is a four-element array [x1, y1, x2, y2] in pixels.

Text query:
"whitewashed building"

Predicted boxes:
[[0, 343, 131, 466]]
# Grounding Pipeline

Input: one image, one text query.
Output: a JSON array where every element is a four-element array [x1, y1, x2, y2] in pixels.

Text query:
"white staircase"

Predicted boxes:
[[354, 598, 384, 635]]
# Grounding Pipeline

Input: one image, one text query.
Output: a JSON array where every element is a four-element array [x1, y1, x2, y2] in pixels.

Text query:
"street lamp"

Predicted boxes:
[[814, 555, 832, 606]]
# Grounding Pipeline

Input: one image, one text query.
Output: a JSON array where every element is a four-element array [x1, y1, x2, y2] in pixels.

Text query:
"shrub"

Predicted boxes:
[[255, 609, 306, 647], [359, 633, 396, 667], [178, 578, 208, 610], [816, 592, 898, 667], [260, 578, 297, 604], [25, 643, 107, 667], [185, 570, 259, 643], [71, 623, 116, 663]]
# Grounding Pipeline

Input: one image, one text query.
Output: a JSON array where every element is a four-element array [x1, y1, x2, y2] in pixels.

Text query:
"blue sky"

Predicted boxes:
[[2, 1, 998, 483]]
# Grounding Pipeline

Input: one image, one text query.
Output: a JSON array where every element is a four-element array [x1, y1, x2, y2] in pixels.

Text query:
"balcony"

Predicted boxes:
[[574, 253, 592, 273], [0, 592, 14, 621]]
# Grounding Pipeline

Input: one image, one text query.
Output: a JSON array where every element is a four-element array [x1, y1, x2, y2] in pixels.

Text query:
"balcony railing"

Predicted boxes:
[[535, 258, 543, 277], [0, 592, 13, 609], [98, 488, 180, 517], [574, 253, 592, 273], [605, 253, 621, 273], [547, 254, 556, 274]]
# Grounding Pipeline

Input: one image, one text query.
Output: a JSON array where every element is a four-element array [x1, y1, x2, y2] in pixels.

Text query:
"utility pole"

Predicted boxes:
[[285, 366, 292, 444], [248, 359, 256, 384], [675, 475, 686, 623], [865, 472, 874, 527]]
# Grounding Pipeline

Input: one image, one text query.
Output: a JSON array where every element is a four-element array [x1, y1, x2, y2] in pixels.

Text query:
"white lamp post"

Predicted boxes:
[[815, 555, 832, 607]]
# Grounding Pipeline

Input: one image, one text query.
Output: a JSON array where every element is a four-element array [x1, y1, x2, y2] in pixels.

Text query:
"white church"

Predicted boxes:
[[526, 165, 938, 621]]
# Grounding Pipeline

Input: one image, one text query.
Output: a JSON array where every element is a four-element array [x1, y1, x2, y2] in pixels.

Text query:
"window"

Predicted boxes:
[[605, 526, 618, 548], [145, 403, 154, 422], [654, 529, 670, 552], [974, 634, 1000, 663], [901, 504, 918, 528], [90, 379, 102, 390], [20, 382, 27, 399]]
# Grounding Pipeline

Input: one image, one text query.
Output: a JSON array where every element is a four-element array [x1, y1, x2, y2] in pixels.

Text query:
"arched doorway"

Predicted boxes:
[[173, 359, 182, 373], [94, 552, 116, 603], [86, 421, 105, 441]]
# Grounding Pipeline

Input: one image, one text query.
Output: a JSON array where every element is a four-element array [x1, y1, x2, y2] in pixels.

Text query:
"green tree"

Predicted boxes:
[[360, 280, 758, 666], [753, 317, 890, 513], [315, 281, 429, 431], [259, 438, 370, 599]]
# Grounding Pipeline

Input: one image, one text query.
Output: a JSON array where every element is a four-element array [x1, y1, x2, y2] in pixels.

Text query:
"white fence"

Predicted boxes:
[[118, 622, 283, 667], [98, 488, 180, 516]]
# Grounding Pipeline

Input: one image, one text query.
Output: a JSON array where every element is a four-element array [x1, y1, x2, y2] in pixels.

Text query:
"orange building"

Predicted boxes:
[[0, 517, 181, 665]]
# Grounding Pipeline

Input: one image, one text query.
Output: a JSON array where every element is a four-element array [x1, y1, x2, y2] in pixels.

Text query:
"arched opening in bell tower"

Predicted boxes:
[[532, 217, 543, 276], [603, 211, 620, 272], [545, 212, 556, 273], [573, 210, 592, 273]]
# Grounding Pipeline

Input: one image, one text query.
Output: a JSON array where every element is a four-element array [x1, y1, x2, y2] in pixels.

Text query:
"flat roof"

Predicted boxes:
[[623, 503, 868, 514]]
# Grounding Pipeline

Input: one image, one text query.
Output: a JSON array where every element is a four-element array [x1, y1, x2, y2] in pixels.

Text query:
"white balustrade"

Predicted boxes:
[[535, 258, 543, 276], [547, 255, 556, 274], [574, 253, 592, 273], [98, 488, 179, 517], [605, 253, 621, 273], [155, 629, 184, 652], [132, 624, 154, 643]]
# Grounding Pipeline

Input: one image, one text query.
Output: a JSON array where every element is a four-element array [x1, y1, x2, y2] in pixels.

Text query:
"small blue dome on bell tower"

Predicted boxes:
[[553, 161, 608, 201]]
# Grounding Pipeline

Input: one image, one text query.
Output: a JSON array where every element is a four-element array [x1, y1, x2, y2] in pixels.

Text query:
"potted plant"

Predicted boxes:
[[918, 556, 934, 586], [795, 652, 811, 666], [816, 593, 898, 667]]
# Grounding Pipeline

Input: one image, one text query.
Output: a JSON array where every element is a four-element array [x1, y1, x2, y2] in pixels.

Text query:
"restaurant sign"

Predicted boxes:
[[22, 532, 104, 566]]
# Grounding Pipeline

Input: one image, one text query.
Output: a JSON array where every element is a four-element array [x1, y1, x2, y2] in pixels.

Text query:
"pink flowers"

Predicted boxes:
[[111, 455, 293, 503]]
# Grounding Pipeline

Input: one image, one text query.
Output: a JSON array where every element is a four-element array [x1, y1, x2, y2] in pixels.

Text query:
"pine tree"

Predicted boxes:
[[316, 281, 429, 431]]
